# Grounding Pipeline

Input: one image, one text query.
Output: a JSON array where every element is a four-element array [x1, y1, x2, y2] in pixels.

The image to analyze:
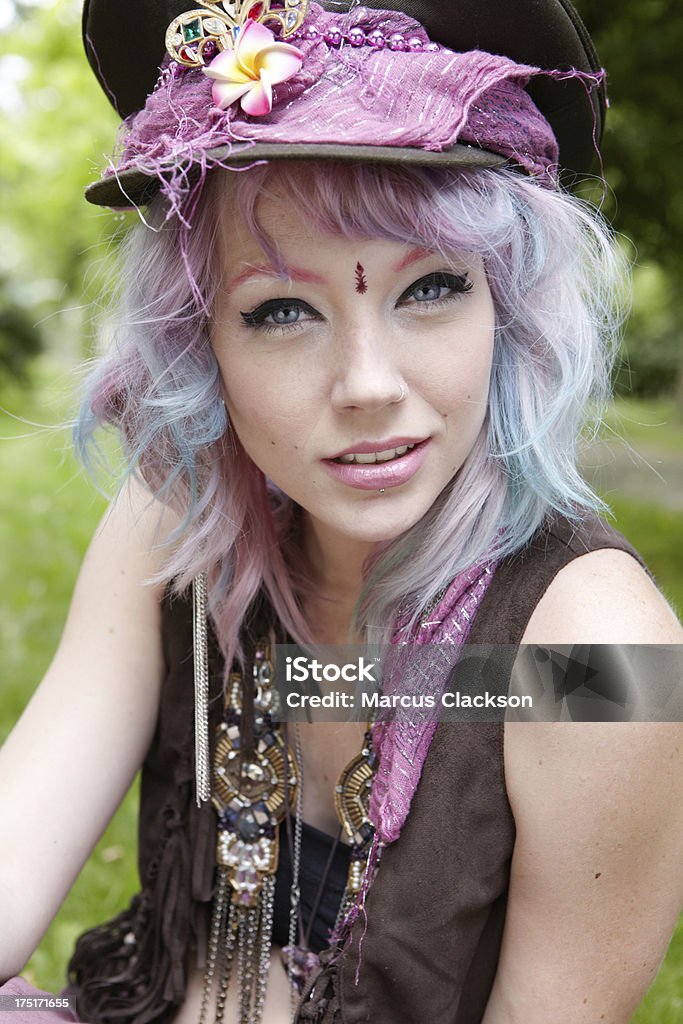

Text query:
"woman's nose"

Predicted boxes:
[[330, 326, 406, 412]]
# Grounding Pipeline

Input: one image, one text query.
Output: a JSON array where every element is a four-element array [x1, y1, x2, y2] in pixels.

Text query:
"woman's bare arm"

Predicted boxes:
[[482, 549, 683, 1024], [0, 478, 178, 979]]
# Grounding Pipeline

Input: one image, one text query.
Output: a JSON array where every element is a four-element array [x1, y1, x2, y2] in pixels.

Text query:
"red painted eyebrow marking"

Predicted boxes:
[[355, 262, 368, 294], [393, 247, 434, 274], [223, 264, 326, 296]]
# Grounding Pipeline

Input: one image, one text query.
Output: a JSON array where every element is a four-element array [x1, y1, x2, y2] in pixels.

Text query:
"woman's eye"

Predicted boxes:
[[400, 271, 472, 306], [240, 299, 318, 330], [267, 305, 304, 326]]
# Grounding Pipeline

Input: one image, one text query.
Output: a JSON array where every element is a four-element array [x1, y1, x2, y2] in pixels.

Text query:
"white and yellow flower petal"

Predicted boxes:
[[210, 78, 254, 110], [203, 20, 303, 117], [240, 72, 273, 116], [234, 20, 280, 70], [205, 47, 254, 82], [255, 43, 303, 85]]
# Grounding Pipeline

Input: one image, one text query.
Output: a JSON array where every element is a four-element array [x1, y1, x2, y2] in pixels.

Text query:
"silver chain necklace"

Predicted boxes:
[[287, 724, 305, 1019]]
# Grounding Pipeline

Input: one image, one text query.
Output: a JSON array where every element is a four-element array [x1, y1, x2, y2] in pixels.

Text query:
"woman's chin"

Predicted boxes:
[[307, 499, 429, 550]]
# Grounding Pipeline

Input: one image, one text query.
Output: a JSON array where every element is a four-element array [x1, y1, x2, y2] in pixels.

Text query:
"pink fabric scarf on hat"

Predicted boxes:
[[105, 2, 603, 214]]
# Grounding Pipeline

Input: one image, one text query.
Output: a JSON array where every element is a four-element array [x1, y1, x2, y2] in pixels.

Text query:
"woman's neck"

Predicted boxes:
[[302, 515, 375, 644]]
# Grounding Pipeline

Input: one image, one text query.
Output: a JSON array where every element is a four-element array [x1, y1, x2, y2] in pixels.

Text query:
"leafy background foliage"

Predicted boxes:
[[0, 0, 123, 378], [0, 0, 681, 1016], [574, 0, 683, 400]]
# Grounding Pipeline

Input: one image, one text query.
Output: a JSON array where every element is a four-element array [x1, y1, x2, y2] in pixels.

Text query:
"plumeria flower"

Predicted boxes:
[[203, 19, 303, 116]]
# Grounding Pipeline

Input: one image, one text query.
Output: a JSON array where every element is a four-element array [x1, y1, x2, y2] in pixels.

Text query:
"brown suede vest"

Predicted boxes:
[[68, 514, 644, 1024]]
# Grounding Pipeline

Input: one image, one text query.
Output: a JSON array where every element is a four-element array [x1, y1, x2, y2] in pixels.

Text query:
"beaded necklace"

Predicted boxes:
[[194, 556, 498, 1023], [198, 638, 379, 1024]]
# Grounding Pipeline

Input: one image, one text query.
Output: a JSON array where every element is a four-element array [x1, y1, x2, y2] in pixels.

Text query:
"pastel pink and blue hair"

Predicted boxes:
[[75, 160, 625, 670]]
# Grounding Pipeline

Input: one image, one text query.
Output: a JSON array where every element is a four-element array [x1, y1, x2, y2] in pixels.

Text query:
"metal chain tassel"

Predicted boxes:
[[286, 725, 305, 1015], [199, 639, 299, 1024], [193, 573, 211, 807]]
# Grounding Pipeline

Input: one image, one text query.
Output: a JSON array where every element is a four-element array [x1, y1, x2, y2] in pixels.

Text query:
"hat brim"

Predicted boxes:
[[85, 141, 509, 208]]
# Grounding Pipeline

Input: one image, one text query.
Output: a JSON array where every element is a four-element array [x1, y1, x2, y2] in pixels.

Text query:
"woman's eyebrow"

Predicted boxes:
[[393, 246, 434, 274], [224, 248, 436, 295], [223, 264, 327, 296]]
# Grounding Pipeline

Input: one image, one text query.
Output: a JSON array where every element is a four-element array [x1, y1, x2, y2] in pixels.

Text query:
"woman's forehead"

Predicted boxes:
[[220, 230, 479, 287], [217, 183, 478, 279]]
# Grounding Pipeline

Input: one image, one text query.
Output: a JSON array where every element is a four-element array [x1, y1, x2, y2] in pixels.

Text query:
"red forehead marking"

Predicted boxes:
[[355, 262, 368, 294]]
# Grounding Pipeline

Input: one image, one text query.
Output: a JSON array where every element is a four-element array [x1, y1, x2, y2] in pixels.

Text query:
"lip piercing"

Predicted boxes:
[[378, 488, 386, 494]]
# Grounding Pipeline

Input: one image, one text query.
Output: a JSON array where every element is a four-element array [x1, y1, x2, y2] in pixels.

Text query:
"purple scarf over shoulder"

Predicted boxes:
[[372, 558, 498, 842], [330, 557, 497, 951]]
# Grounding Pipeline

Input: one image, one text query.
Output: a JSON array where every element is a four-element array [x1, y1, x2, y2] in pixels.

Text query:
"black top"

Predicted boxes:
[[272, 821, 351, 953]]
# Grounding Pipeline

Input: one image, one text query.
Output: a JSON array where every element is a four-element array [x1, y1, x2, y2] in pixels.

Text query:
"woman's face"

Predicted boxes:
[[212, 183, 495, 554]]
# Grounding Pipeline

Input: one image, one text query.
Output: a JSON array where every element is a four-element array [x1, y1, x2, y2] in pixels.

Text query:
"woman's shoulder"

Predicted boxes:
[[498, 517, 683, 1019], [97, 474, 181, 578], [42, 474, 180, 726], [523, 509, 646, 574], [469, 510, 681, 646], [521, 513, 682, 645]]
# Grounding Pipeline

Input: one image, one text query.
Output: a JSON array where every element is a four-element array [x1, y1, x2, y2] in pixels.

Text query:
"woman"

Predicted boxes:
[[1, 1, 682, 1022]]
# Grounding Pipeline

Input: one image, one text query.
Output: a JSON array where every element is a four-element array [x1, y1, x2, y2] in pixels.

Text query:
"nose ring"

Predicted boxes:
[[396, 383, 407, 403]]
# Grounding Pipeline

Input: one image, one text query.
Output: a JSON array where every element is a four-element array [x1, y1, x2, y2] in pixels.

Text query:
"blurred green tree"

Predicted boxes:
[[0, 274, 41, 378], [0, 0, 122, 379], [575, 0, 683, 404]]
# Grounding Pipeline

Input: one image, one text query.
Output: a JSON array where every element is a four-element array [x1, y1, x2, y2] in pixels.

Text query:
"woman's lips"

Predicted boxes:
[[329, 436, 425, 459], [322, 438, 431, 491]]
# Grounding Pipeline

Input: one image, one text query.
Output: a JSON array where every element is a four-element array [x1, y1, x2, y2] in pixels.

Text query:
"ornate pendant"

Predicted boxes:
[[212, 642, 297, 907], [166, 0, 310, 68], [200, 640, 299, 1024]]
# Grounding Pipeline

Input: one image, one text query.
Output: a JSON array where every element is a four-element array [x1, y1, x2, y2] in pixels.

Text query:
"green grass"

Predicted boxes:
[[604, 496, 683, 615], [0, 368, 137, 993], [601, 396, 683, 455], [632, 924, 683, 1024], [602, 499, 683, 1021], [1, 379, 681, 1014], [0, 383, 105, 712]]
